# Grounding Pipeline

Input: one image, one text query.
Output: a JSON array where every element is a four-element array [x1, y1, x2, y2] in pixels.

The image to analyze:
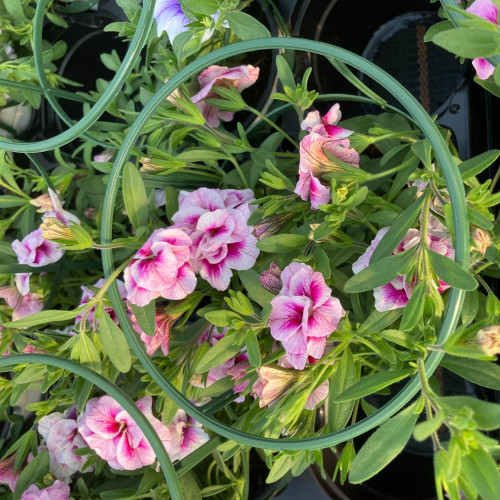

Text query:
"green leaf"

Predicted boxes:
[[344, 249, 415, 293], [227, 11, 271, 41], [459, 150, 500, 180], [335, 369, 413, 402], [131, 301, 156, 336], [276, 54, 295, 89], [4, 308, 83, 328], [424, 20, 454, 42], [122, 162, 148, 230], [349, 403, 419, 483], [436, 396, 500, 430], [196, 334, 243, 373], [78, 332, 102, 373], [461, 446, 500, 500], [411, 139, 432, 169], [99, 312, 132, 373], [164, 185, 179, 223], [426, 250, 477, 291], [246, 329, 261, 367], [204, 310, 242, 327], [328, 348, 358, 432], [441, 354, 500, 390], [433, 28, 500, 58], [256, 234, 309, 253], [69, 223, 94, 248], [370, 195, 426, 263], [182, 0, 218, 15], [200, 485, 233, 497], [239, 269, 275, 308], [13, 451, 50, 500], [413, 410, 447, 441], [400, 280, 427, 331], [266, 454, 295, 483]]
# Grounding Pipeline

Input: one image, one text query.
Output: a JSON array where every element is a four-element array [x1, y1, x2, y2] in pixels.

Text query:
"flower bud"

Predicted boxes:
[[254, 212, 294, 240], [477, 325, 500, 357], [40, 217, 77, 243], [139, 157, 165, 173], [471, 228, 492, 256], [259, 263, 283, 294], [256, 365, 300, 407]]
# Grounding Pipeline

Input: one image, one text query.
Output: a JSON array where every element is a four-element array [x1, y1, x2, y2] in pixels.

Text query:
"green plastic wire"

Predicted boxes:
[[440, 0, 500, 68], [0, 0, 155, 153], [100, 38, 469, 452], [0, 354, 183, 499]]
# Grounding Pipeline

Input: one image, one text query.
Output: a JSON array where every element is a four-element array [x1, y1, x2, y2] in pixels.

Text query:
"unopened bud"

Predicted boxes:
[[256, 365, 301, 407], [40, 217, 76, 242], [477, 325, 500, 357], [254, 212, 294, 240], [471, 228, 492, 256], [336, 186, 348, 203], [139, 157, 165, 173], [259, 262, 283, 294], [165, 79, 184, 108]]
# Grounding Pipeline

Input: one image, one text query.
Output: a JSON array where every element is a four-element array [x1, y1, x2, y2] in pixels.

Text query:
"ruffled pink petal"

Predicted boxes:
[[373, 283, 410, 311], [286, 350, 308, 370], [466, 0, 498, 24], [301, 110, 322, 132], [322, 103, 342, 125], [269, 295, 310, 341], [472, 57, 495, 80], [309, 175, 331, 209], [307, 336, 327, 359]]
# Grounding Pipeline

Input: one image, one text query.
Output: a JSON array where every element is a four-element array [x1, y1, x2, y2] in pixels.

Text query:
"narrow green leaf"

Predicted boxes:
[[427, 250, 477, 291], [276, 54, 295, 89], [227, 11, 271, 40], [400, 280, 427, 331], [328, 348, 358, 432], [266, 454, 295, 483], [78, 331, 102, 373], [239, 269, 275, 308], [436, 396, 500, 430], [461, 446, 500, 500], [196, 335, 243, 373], [182, 0, 218, 15], [122, 162, 148, 229], [370, 195, 426, 263], [349, 403, 419, 483], [413, 409, 447, 441], [131, 301, 156, 336], [441, 354, 500, 390], [14, 451, 50, 500], [4, 308, 83, 328], [204, 310, 242, 327], [335, 369, 413, 402], [459, 150, 500, 180], [256, 234, 309, 253], [411, 139, 432, 169], [99, 312, 132, 373], [246, 329, 261, 367]]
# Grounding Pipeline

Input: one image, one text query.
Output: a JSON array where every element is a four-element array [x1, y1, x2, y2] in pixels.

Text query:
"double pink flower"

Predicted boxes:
[[295, 104, 360, 209], [268, 262, 345, 369]]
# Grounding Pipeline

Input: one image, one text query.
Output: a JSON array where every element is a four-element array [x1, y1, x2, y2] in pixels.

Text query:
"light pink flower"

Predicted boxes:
[[163, 409, 209, 462], [0, 454, 19, 491], [124, 228, 197, 306], [15, 272, 31, 296], [269, 262, 345, 369], [12, 229, 63, 267], [93, 149, 113, 163], [42, 188, 80, 226], [38, 411, 91, 482], [30, 193, 54, 213], [301, 103, 353, 139], [21, 480, 70, 500], [191, 65, 259, 127], [295, 133, 360, 209], [78, 395, 169, 471], [466, 0, 498, 79], [0, 287, 43, 322]]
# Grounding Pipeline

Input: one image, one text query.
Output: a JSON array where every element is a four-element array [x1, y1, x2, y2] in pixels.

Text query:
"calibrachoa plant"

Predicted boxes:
[[0, 1, 500, 499]]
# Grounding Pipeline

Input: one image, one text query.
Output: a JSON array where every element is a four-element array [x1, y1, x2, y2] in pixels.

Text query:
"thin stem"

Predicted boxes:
[[474, 272, 494, 295], [490, 164, 500, 192], [245, 105, 299, 149]]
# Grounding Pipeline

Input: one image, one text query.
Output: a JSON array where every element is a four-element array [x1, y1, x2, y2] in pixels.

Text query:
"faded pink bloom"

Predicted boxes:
[[30, 193, 54, 213], [21, 480, 70, 500], [15, 272, 31, 296], [124, 228, 196, 306], [0, 454, 19, 491], [269, 262, 345, 369], [78, 395, 169, 471], [139, 311, 181, 356], [471, 227, 492, 255], [12, 229, 63, 267], [163, 409, 209, 462], [295, 132, 360, 209], [254, 212, 294, 239], [93, 149, 113, 163], [301, 103, 353, 139], [38, 411, 92, 482], [0, 287, 43, 322], [477, 325, 500, 356], [466, 0, 498, 79], [191, 65, 259, 127], [42, 188, 80, 226]]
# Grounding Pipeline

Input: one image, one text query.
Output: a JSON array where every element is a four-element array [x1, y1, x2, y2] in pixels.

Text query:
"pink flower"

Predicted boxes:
[[269, 262, 345, 369], [15, 272, 31, 296], [12, 229, 63, 267], [466, 0, 498, 79], [295, 133, 360, 209], [301, 103, 353, 139], [0, 454, 19, 491], [21, 480, 70, 500], [0, 287, 43, 322], [191, 65, 259, 127], [78, 395, 169, 471], [352, 219, 455, 311], [163, 409, 209, 462], [124, 228, 197, 306], [93, 149, 113, 163], [38, 411, 91, 482], [42, 188, 80, 226], [139, 310, 181, 356]]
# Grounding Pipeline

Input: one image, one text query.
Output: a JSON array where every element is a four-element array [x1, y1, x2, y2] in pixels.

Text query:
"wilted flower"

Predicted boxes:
[[78, 396, 169, 471], [163, 408, 209, 462], [259, 262, 283, 294], [466, 0, 498, 79], [301, 103, 353, 139], [253, 365, 300, 407], [30, 192, 55, 213], [124, 228, 197, 306], [42, 189, 80, 226], [0, 286, 44, 322], [254, 212, 294, 239], [471, 227, 492, 255], [0, 454, 19, 491], [191, 65, 259, 127], [477, 325, 500, 356], [139, 310, 182, 356], [12, 228, 64, 267], [269, 262, 345, 369], [21, 480, 70, 500]]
